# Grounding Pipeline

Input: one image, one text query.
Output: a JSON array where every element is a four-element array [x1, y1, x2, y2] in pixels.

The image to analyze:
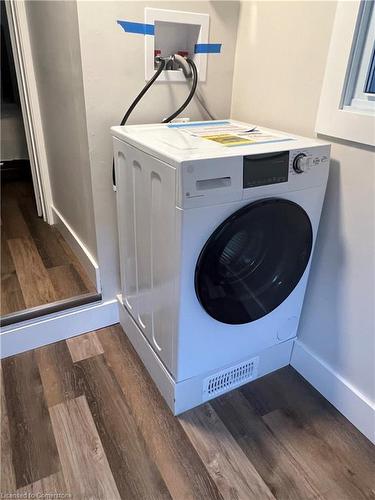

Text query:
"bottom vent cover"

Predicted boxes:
[[203, 357, 259, 400]]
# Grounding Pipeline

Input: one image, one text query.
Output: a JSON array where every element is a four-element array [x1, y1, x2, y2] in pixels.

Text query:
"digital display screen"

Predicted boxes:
[[243, 151, 289, 188]]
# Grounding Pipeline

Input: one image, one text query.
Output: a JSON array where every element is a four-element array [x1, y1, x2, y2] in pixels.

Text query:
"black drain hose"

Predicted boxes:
[[113, 56, 198, 190]]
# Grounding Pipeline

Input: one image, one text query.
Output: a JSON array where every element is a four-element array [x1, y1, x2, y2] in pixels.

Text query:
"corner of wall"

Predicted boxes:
[[291, 340, 375, 444]]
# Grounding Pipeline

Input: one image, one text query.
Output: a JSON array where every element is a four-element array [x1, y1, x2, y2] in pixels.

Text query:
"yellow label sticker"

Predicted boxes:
[[202, 134, 254, 146]]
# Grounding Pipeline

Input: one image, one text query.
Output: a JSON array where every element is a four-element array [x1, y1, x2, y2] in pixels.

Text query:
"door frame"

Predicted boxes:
[[5, 0, 54, 223]]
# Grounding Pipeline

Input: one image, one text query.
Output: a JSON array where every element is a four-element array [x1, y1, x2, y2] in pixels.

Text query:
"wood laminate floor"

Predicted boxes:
[[1, 324, 374, 499], [1, 180, 96, 316]]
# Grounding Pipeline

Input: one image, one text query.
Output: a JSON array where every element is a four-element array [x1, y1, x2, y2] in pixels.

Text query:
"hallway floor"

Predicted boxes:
[[1, 324, 374, 499], [1, 179, 96, 317]]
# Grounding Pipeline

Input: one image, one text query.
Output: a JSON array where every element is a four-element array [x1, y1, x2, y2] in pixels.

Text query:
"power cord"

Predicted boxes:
[[195, 90, 216, 120]]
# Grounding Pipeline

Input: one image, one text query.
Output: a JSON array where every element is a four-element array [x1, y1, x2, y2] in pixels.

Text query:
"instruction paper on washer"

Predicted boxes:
[[177, 122, 292, 147]]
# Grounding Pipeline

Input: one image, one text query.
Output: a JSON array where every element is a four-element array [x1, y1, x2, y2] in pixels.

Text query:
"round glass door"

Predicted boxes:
[[195, 198, 313, 325]]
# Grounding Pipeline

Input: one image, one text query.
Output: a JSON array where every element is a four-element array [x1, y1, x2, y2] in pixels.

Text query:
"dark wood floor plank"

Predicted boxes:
[[212, 390, 320, 499], [7, 237, 57, 308], [16, 472, 67, 496], [48, 264, 89, 300], [66, 332, 103, 363], [242, 367, 375, 488], [35, 341, 82, 408], [1, 366, 17, 492], [1, 230, 15, 275], [179, 403, 276, 499], [75, 354, 172, 499], [0, 230, 25, 315], [2, 328, 374, 500], [2, 351, 60, 488], [263, 408, 372, 499], [0, 272, 26, 316], [56, 235, 96, 293], [1, 180, 96, 315], [242, 365, 337, 417], [50, 395, 120, 499], [98, 325, 223, 500], [19, 197, 71, 269], [1, 198, 31, 240], [2, 180, 34, 200]]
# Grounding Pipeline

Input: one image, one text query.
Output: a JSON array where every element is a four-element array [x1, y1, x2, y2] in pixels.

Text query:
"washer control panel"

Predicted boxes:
[[180, 144, 330, 208], [243, 147, 330, 188], [241, 145, 330, 200], [293, 153, 309, 173], [289, 149, 329, 177], [243, 151, 289, 188]]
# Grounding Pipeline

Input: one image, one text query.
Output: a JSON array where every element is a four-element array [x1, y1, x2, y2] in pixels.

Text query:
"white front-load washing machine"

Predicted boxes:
[[111, 120, 330, 414]]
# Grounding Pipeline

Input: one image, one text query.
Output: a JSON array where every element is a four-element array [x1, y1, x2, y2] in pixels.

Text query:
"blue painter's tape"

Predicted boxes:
[[168, 120, 230, 128], [117, 20, 155, 35], [194, 43, 222, 54]]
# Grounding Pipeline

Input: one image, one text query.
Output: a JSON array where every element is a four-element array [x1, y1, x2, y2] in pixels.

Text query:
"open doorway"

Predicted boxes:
[[1, 2, 100, 327], [1, 2, 29, 185]]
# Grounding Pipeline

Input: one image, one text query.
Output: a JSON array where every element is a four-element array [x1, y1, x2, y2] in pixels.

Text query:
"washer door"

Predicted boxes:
[[194, 198, 313, 325]]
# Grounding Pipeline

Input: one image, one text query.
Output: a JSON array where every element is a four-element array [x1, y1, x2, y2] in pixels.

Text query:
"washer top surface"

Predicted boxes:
[[111, 119, 329, 165]]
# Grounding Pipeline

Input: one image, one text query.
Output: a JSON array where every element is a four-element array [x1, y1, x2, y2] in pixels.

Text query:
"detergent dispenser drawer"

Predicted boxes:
[[179, 156, 243, 208]]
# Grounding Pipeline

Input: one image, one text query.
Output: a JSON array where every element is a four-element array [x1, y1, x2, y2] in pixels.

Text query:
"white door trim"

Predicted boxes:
[[5, 0, 54, 223]]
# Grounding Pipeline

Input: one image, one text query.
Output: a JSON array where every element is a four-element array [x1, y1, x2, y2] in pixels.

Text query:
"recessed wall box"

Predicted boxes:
[[145, 8, 209, 82]]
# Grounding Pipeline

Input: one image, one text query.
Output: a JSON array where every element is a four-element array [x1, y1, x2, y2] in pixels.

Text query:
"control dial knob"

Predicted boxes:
[[293, 153, 309, 173]]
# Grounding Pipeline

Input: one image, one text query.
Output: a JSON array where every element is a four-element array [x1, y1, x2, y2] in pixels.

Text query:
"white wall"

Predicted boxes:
[[76, 0, 240, 300], [231, 0, 375, 438], [25, 1, 97, 259], [297, 139, 374, 399], [231, 1, 337, 137]]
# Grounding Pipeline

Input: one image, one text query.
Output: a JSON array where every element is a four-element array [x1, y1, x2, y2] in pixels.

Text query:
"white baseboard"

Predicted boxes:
[[291, 340, 375, 444], [0, 299, 119, 358], [51, 205, 101, 292]]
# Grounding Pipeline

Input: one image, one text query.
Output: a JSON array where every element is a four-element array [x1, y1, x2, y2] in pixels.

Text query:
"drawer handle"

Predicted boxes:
[[196, 177, 231, 190]]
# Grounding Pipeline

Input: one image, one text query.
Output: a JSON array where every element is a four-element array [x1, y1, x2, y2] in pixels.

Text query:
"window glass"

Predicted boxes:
[[342, 1, 375, 113], [364, 45, 375, 94]]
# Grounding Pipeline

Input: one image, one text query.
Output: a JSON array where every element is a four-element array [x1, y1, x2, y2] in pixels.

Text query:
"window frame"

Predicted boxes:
[[316, 1, 375, 146]]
